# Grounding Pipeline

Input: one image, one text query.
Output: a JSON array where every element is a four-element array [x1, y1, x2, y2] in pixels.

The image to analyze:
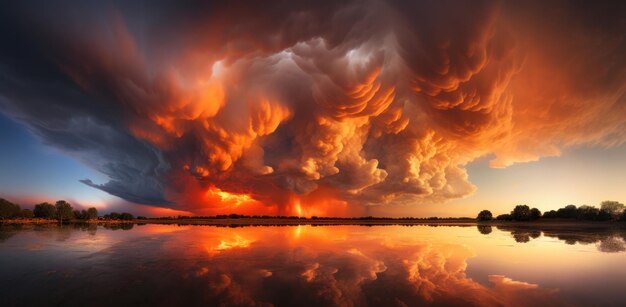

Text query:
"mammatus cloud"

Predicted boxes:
[[0, 0, 624, 214]]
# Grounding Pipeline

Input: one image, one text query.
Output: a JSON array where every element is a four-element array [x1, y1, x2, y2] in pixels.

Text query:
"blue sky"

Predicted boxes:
[[0, 113, 113, 208], [444, 146, 626, 216]]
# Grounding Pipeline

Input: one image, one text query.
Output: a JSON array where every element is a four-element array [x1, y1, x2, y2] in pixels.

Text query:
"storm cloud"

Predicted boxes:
[[0, 0, 624, 214]]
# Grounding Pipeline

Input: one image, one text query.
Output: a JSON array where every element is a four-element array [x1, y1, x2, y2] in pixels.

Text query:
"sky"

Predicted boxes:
[[0, 0, 625, 217]]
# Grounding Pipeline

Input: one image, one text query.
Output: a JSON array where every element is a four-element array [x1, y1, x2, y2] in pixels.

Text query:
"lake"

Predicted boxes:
[[1, 223, 625, 306]]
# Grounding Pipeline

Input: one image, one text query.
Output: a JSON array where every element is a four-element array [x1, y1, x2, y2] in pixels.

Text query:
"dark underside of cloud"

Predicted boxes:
[[0, 0, 624, 213], [0, 2, 170, 205]]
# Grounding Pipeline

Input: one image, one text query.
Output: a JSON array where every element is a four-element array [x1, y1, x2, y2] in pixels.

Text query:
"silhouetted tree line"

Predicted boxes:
[[33, 201, 98, 221], [477, 201, 626, 222], [102, 212, 134, 221], [1, 198, 34, 219], [1, 198, 98, 221], [543, 201, 625, 221], [476, 205, 541, 221]]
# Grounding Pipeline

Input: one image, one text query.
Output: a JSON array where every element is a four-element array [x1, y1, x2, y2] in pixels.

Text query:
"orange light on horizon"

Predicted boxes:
[[148, 206, 194, 217], [284, 188, 353, 218], [294, 199, 303, 217]]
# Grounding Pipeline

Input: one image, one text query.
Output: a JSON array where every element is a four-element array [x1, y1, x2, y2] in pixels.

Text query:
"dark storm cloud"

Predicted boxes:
[[0, 0, 624, 213], [0, 2, 170, 205]]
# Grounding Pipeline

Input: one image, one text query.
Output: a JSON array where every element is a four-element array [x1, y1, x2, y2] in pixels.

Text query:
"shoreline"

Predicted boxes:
[[2, 218, 625, 228]]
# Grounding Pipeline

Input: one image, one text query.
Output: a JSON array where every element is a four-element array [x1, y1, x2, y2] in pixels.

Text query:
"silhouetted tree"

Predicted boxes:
[[576, 205, 600, 220], [542, 210, 558, 218], [109, 212, 121, 220], [476, 210, 493, 221], [600, 201, 625, 220], [86, 207, 98, 220], [556, 205, 578, 219], [120, 212, 134, 220], [511, 205, 531, 221], [530, 208, 541, 220], [496, 214, 512, 221], [0, 198, 21, 219], [597, 209, 612, 221], [34, 202, 57, 219], [21, 209, 34, 219], [55, 200, 74, 221]]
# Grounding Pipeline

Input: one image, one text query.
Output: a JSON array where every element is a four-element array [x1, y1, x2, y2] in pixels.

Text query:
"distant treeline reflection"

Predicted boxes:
[[0, 222, 140, 243], [476, 224, 626, 253]]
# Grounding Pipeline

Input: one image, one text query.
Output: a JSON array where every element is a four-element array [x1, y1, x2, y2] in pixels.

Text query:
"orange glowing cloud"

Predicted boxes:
[[205, 187, 253, 207], [4, 0, 624, 215]]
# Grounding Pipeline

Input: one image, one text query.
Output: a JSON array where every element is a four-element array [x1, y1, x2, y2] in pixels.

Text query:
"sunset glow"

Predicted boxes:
[[205, 187, 253, 207]]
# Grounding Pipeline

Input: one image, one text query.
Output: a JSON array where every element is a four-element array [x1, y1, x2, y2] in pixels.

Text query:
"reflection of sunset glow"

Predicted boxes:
[[10, 224, 625, 305], [172, 225, 567, 305], [294, 225, 302, 238], [139, 224, 193, 235], [216, 235, 252, 251], [203, 232, 256, 256]]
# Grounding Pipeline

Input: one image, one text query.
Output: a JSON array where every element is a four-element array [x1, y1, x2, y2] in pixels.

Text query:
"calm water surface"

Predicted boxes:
[[1, 224, 626, 306]]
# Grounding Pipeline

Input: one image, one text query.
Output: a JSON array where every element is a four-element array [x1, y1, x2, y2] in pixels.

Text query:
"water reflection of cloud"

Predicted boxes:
[[399, 243, 565, 307], [1, 225, 575, 306], [72, 226, 565, 306], [205, 234, 254, 255]]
